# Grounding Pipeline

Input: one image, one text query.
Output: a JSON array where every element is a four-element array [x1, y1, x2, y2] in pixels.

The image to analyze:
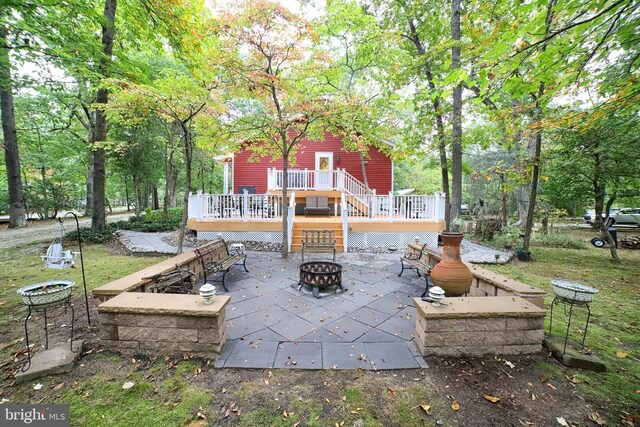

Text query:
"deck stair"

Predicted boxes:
[[291, 219, 343, 253]]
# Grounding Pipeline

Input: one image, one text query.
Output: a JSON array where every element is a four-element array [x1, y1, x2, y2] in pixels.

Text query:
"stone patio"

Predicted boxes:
[[209, 251, 428, 370]]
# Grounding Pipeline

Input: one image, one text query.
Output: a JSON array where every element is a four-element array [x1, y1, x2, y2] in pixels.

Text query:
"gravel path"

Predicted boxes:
[[0, 212, 134, 249]]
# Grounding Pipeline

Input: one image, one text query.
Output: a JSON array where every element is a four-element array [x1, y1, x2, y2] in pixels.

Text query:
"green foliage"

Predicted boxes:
[[66, 227, 116, 244]]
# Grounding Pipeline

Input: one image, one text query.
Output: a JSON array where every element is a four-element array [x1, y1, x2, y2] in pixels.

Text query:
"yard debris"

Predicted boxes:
[[556, 417, 569, 426], [386, 387, 397, 397], [33, 383, 43, 390], [588, 411, 607, 425], [419, 404, 431, 414], [616, 351, 628, 358], [220, 401, 240, 418], [451, 401, 460, 411], [122, 382, 134, 390], [482, 395, 500, 403]]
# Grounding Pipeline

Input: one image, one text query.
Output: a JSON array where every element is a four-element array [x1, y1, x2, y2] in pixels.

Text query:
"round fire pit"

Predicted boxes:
[[298, 261, 346, 298]]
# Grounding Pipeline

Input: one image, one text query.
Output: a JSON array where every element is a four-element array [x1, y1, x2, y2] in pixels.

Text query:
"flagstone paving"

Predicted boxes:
[[211, 251, 429, 370]]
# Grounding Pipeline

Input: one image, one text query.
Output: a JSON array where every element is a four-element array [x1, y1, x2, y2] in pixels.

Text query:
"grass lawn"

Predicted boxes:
[[0, 229, 638, 426], [484, 226, 640, 418]]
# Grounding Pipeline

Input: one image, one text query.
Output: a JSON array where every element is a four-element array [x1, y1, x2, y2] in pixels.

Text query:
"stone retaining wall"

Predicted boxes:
[[92, 249, 209, 303], [97, 293, 229, 359], [406, 243, 546, 307], [414, 296, 546, 357]]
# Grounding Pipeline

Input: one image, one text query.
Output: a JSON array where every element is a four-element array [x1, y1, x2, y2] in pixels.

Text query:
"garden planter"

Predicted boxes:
[[17, 280, 75, 309], [429, 232, 473, 296]]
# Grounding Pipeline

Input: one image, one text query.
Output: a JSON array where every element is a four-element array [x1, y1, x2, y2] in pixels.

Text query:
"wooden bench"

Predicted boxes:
[[304, 196, 331, 216], [398, 243, 433, 297], [194, 240, 248, 292], [301, 229, 336, 261]]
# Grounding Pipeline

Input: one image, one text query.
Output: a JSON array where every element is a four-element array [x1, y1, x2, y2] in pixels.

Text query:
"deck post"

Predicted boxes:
[[242, 190, 249, 221], [342, 198, 349, 253], [434, 192, 444, 221], [388, 192, 394, 223]]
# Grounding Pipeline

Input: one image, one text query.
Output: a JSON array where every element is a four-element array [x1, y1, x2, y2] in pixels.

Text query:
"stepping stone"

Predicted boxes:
[[15, 340, 83, 384]]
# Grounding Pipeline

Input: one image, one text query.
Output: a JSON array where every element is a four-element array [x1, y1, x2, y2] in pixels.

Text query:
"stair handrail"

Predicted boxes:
[[337, 168, 375, 197]]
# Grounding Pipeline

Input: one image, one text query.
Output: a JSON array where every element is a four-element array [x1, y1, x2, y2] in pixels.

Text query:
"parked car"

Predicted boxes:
[[460, 203, 469, 215], [583, 209, 618, 225], [608, 208, 640, 225]]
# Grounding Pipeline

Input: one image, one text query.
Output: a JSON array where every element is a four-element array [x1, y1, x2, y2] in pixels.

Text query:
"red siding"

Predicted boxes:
[[233, 131, 392, 194]]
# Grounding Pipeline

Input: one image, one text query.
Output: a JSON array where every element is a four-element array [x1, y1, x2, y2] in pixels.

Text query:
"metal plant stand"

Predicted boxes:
[[547, 280, 598, 356], [21, 296, 76, 372]]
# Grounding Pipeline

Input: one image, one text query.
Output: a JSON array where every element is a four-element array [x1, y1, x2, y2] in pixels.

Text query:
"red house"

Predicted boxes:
[[232, 131, 394, 195]]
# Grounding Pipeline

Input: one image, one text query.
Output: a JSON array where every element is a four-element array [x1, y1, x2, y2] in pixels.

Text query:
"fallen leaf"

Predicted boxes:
[[547, 383, 557, 390], [122, 382, 135, 390], [616, 351, 628, 358], [387, 387, 397, 397], [504, 360, 515, 369], [531, 393, 538, 401], [33, 383, 43, 391], [264, 379, 269, 385], [588, 411, 607, 426], [451, 401, 460, 411], [53, 383, 64, 391], [358, 353, 367, 361], [483, 395, 500, 403], [268, 371, 272, 379], [556, 417, 569, 426], [419, 404, 431, 415], [564, 375, 580, 385]]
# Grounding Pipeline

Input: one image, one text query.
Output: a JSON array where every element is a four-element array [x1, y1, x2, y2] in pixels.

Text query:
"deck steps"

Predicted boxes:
[[291, 218, 343, 253]]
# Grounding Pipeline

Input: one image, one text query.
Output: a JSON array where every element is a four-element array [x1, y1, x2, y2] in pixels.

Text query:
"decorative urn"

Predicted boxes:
[[429, 232, 473, 296]]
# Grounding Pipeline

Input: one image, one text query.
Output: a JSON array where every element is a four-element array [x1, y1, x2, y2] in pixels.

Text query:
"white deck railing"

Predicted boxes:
[[188, 191, 284, 221], [189, 191, 445, 222], [343, 192, 446, 222], [267, 168, 375, 197]]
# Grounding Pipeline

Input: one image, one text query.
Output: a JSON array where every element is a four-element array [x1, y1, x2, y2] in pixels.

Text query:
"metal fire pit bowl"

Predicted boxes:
[[298, 261, 347, 298]]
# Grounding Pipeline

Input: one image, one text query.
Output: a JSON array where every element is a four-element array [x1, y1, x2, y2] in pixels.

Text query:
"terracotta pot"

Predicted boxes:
[[430, 232, 473, 296]]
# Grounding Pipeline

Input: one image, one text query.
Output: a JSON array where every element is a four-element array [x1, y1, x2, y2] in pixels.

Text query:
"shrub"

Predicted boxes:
[[115, 208, 183, 232], [66, 226, 117, 244]]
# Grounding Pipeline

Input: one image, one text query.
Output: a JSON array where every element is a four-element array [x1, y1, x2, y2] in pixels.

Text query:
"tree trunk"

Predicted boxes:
[[521, 0, 556, 258], [152, 185, 159, 210], [450, 0, 463, 221], [406, 18, 451, 228], [359, 152, 369, 189], [592, 154, 620, 262], [164, 122, 179, 212], [521, 91, 543, 258], [85, 150, 94, 215], [0, 25, 27, 228], [124, 175, 130, 211], [176, 123, 193, 255], [280, 132, 290, 260], [91, 0, 117, 231]]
